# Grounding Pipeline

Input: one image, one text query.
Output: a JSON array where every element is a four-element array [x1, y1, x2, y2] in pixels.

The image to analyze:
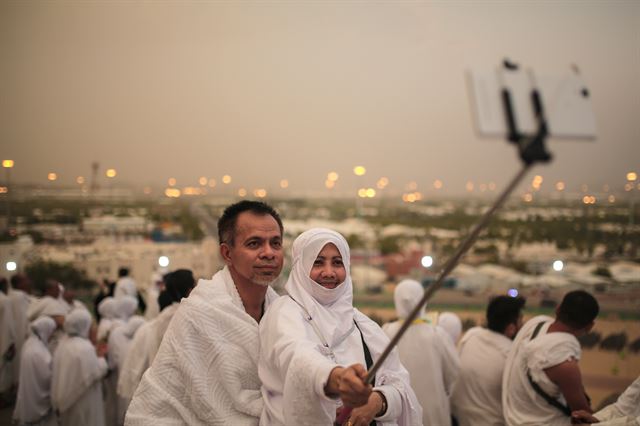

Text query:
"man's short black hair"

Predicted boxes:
[[217, 200, 283, 246], [557, 290, 599, 329], [118, 267, 129, 277], [487, 295, 526, 334]]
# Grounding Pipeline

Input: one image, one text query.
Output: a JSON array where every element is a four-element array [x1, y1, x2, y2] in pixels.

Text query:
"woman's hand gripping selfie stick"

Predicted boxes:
[[335, 61, 552, 426]]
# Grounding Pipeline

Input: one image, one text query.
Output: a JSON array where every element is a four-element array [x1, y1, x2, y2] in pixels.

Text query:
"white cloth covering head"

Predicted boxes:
[[394, 279, 426, 320], [123, 315, 145, 338], [115, 296, 138, 320], [63, 309, 92, 338], [438, 311, 462, 344], [285, 228, 354, 346], [98, 297, 117, 319], [13, 317, 58, 424], [52, 309, 107, 414], [32, 316, 57, 343]]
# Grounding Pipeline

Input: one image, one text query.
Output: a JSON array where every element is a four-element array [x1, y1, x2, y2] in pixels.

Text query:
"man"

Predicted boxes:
[[27, 279, 67, 322], [382, 279, 458, 425], [126, 200, 284, 425], [114, 268, 138, 299], [451, 295, 526, 426], [503, 290, 599, 425]]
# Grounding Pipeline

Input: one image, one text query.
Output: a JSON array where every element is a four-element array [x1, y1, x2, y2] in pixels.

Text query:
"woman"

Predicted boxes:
[[52, 309, 108, 426], [259, 228, 422, 426], [13, 316, 58, 426]]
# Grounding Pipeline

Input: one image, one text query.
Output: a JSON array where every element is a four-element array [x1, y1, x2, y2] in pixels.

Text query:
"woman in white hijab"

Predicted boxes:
[[52, 309, 108, 426], [13, 316, 58, 426], [383, 280, 460, 426], [259, 228, 422, 426], [97, 297, 120, 343]]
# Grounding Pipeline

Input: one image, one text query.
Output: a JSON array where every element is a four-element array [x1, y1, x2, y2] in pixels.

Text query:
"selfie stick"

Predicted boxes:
[[335, 60, 552, 425]]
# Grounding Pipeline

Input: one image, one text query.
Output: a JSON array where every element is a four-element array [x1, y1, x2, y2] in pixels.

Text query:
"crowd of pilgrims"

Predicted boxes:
[[1, 268, 194, 426], [1, 266, 638, 426]]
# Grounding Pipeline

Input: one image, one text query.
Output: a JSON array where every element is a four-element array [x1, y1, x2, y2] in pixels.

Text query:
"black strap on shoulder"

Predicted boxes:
[[354, 321, 377, 426], [527, 321, 571, 416]]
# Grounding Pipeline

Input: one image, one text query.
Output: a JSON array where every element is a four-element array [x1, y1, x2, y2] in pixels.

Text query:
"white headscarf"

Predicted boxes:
[[438, 311, 462, 344], [32, 316, 57, 343], [13, 317, 58, 424], [284, 228, 354, 348], [115, 296, 138, 320], [52, 309, 106, 413], [394, 279, 426, 320], [98, 297, 117, 319]]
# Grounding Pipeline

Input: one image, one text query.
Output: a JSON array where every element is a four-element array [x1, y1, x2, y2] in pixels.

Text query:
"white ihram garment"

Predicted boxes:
[[383, 279, 459, 426], [116, 303, 177, 403], [592, 376, 640, 426], [0, 291, 16, 393], [114, 277, 137, 299], [52, 309, 108, 426], [13, 317, 58, 426], [451, 327, 512, 426], [125, 266, 279, 425], [9, 288, 31, 384], [502, 315, 580, 426], [259, 228, 422, 426]]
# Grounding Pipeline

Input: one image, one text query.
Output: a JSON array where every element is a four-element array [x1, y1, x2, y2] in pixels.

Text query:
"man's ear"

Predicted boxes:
[[220, 243, 232, 265], [504, 323, 517, 339]]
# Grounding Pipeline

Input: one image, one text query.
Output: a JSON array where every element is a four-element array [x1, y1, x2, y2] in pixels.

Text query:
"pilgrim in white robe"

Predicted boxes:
[[52, 309, 108, 426], [108, 315, 145, 426], [13, 316, 58, 426], [9, 287, 31, 384], [502, 315, 581, 426], [0, 290, 16, 394], [28, 295, 67, 322], [451, 326, 512, 426], [114, 276, 137, 300], [259, 228, 422, 426], [125, 266, 279, 426], [97, 297, 123, 343], [588, 376, 640, 426], [383, 279, 459, 426], [104, 297, 139, 426], [438, 311, 463, 346]]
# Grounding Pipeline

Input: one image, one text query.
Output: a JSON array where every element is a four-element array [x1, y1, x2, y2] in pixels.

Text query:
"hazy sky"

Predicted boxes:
[[1, 1, 638, 197]]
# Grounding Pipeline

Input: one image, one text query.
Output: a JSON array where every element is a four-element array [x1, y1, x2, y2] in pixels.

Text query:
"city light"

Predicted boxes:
[[76, 176, 85, 184], [507, 288, 519, 298], [532, 175, 543, 190], [158, 256, 170, 268], [222, 175, 232, 184], [582, 195, 596, 205], [365, 188, 376, 198], [523, 193, 533, 203], [47, 173, 57, 181], [465, 181, 474, 192], [164, 188, 181, 198], [555, 181, 565, 191], [254, 189, 267, 198], [238, 188, 247, 197], [0, 187, 8, 194], [2, 160, 14, 168], [353, 166, 366, 176], [553, 260, 564, 272], [325, 179, 335, 189], [433, 179, 443, 190], [199, 176, 208, 186], [106, 168, 117, 178], [358, 188, 367, 198], [421, 255, 433, 268], [327, 172, 339, 182], [376, 177, 389, 189], [280, 179, 289, 189], [168, 178, 177, 186], [627, 172, 638, 182], [6, 261, 17, 272]]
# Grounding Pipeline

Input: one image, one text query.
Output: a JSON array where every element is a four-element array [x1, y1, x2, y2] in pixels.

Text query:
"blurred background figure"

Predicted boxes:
[[438, 311, 463, 346], [12, 316, 58, 426], [383, 279, 459, 426], [0, 277, 17, 408], [52, 309, 108, 426]]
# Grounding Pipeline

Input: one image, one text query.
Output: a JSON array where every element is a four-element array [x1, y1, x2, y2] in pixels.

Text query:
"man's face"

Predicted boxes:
[[221, 212, 284, 287]]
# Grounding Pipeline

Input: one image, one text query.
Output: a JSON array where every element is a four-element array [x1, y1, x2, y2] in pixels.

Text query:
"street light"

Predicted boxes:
[[553, 260, 564, 272], [2, 160, 14, 230], [421, 255, 434, 268], [6, 261, 17, 272], [158, 256, 170, 268]]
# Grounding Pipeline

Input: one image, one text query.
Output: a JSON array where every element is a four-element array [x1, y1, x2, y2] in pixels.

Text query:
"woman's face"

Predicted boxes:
[[309, 243, 346, 289]]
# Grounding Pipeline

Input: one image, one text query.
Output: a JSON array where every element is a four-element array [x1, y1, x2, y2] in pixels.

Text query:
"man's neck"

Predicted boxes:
[[548, 320, 577, 336], [228, 267, 268, 323]]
